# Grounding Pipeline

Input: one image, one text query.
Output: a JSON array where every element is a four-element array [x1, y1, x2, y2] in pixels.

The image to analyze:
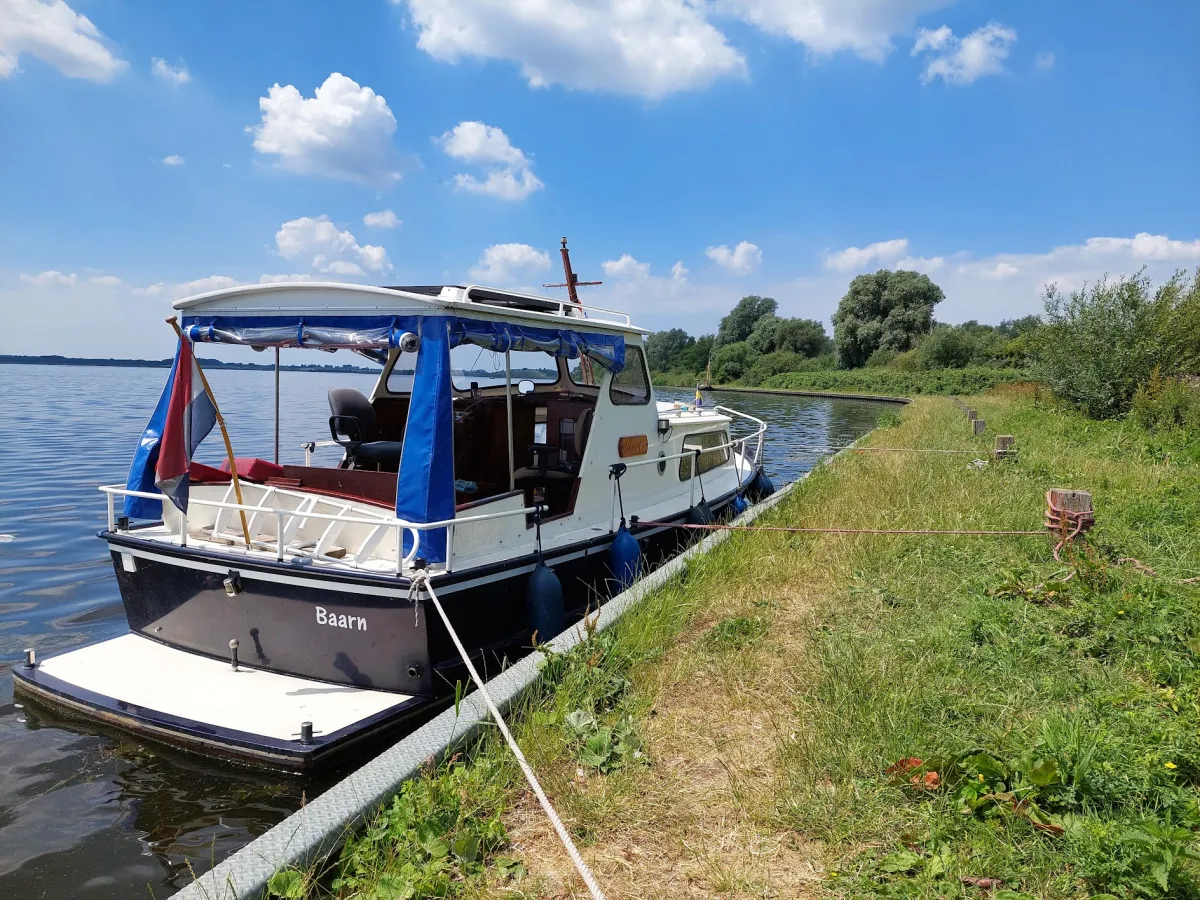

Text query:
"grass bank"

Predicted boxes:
[[653, 366, 1026, 397], [760, 366, 1026, 396], [278, 389, 1200, 899]]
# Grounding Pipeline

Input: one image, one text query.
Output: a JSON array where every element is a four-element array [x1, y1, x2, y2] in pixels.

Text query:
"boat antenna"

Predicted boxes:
[[543, 236, 602, 384]]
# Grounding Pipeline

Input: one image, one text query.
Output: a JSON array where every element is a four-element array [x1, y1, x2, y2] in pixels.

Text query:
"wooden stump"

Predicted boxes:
[[994, 435, 1015, 460], [973, 419, 986, 435]]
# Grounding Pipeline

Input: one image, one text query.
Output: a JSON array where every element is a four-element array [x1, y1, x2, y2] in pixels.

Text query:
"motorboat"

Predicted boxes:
[[13, 281, 770, 769]]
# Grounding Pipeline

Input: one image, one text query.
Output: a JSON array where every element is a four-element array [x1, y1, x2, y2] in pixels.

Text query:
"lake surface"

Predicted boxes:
[[0, 364, 889, 899]]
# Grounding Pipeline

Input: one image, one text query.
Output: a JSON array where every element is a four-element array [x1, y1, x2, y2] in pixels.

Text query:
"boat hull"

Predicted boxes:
[[11, 633, 428, 770], [102, 504, 723, 698]]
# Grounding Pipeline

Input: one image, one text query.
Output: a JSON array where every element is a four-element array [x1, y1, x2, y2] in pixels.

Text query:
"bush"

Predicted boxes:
[[1131, 369, 1200, 432], [746, 350, 808, 383], [1155, 268, 1200, 375], [917, 326, 976, 369], [864, 348, 898, 368], [1032, 272, 1165, 418], [762, 366, 1025, 396], [888, 348, 923, 372], [711, 340, 755, 383]]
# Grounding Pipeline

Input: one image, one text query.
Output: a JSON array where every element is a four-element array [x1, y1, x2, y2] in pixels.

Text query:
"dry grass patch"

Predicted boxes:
[[464, 403, 943, 898]]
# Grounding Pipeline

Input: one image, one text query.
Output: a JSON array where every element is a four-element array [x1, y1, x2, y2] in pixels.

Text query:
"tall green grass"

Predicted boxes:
[[759, 366, 1026, 396], [781, 395, 1200, 899], [267, 392, 1200, 899]]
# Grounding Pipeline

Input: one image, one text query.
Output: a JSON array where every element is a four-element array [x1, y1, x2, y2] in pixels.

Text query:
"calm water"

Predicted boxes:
[[0, 364, 888, 899]]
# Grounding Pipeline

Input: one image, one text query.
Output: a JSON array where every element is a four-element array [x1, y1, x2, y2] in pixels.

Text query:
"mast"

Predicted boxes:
[[543, 237, 602, 384]]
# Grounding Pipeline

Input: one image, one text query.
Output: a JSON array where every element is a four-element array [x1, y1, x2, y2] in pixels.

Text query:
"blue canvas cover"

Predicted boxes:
[[181, 314, 626, 372], [394, 319, 456, 564], [126, 313, 628, 558]]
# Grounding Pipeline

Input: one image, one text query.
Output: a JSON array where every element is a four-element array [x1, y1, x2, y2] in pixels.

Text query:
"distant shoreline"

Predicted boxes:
[[0, 354, 379, 375]]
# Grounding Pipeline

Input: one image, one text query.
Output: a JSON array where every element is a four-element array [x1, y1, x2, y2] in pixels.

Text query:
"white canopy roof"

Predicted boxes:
[[172, 282, 644, 336]]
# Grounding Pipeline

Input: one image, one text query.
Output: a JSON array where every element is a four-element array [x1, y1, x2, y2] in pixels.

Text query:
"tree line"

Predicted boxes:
[[646, 266, 1200, 428]]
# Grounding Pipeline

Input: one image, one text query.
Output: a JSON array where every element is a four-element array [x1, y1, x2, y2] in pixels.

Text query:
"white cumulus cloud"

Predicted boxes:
[[250, 73, 401, 187], [88, 274, 121, 286], [20, 269, 76, 285], [895, 255, 945, 274], [602, 254, 651, 279], [439, 121, 543, 200], [363, 209, 401, 228], [717, 0, 956, 62], [1035, 51, 1055, 70], [1075, 233, 1200, 261], [397, 0, 963, 96], [162, 154, 184, 166], [400, 0, 746, 98], [0, 0, 125, 81], [671, 260, 688, 283], [891, 232, 1200, 324], [913, 22, 1017, 85], [275, 215, 392, 275], [824, 238, 908, 272], [469, 243, 551, 283], [258, 273, 315, 284], [133, 275, 239, 299], [150, 57, 190, 84], [706, 241, 762, 275], [960, 261, 1020, 280]]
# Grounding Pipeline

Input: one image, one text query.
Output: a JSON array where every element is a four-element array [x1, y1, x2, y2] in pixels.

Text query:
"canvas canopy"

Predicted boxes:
[[179, 313, 626, 373], [127, 315, 625, 565]]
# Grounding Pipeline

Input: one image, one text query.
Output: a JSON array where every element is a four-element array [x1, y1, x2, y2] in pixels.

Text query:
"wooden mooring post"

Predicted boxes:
[[994, 435, 1015, 460], [973, 418, 986, 435]]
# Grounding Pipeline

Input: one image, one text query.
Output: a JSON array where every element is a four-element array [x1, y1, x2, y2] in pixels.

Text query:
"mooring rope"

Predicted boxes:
[[635, 521, 1046, 537], [411, 569, 607, 900], [789, 445, 986, 455]]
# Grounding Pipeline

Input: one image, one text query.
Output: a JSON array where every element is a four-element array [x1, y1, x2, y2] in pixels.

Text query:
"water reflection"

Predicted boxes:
[[0, 699, 309, 898]]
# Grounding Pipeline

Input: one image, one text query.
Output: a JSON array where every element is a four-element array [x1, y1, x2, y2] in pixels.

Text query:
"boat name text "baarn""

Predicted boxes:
[[315, 607, 367, 631]]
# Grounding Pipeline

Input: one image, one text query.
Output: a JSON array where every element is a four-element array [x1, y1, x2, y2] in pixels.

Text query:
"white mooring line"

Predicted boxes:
[[415, 569, 607, 899], [173, 445, 853, 900]]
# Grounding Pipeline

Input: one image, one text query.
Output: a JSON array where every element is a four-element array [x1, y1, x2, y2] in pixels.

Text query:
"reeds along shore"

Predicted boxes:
[[276, 389, 1200, 900]]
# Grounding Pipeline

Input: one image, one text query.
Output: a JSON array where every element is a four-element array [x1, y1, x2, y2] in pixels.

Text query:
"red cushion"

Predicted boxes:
[[189, 461, 231, 483], [218, 457, 287, 483]]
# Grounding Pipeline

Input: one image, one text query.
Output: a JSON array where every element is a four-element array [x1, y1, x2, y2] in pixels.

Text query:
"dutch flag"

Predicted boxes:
[[154, 339, 217, 513]]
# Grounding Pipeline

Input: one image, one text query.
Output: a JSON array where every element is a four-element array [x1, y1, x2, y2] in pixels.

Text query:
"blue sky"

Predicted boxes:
[[2, 0, 1198, 358]]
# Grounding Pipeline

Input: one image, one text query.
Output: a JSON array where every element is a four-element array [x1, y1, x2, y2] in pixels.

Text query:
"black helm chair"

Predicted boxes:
[[327, 389, 404, 470]]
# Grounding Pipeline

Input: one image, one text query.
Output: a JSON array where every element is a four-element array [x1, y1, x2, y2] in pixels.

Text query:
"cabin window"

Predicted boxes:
[[677, 430, 730, 481], [608, 347, 650, 406], [385, 350, 418, 394], [451, 345, 558, 391], [567, 360, 594, 387]]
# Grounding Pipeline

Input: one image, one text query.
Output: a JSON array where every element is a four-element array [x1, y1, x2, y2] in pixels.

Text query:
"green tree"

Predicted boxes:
[[747, 315, 830, 357], [644, 328, 693, 372], [673, 334, 714, 373], [1032, 272, 1163, 418], [1154, 268, 1200, 374], [917, 325, 976, 369], [715, 296, 777, 348], [831, 270, 944, 368], [711, 341, 755, 382]]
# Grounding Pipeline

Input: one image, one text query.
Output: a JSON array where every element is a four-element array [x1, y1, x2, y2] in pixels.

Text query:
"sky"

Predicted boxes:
[[1, 0, 1198, 359]]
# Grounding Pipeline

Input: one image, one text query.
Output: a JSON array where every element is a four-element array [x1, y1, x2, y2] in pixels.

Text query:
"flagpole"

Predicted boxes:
[[166, 317, 252, 547]]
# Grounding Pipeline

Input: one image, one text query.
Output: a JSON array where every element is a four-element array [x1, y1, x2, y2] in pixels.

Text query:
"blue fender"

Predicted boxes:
[[610, 521, 641, 591], [526, 561, 564, 642]]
